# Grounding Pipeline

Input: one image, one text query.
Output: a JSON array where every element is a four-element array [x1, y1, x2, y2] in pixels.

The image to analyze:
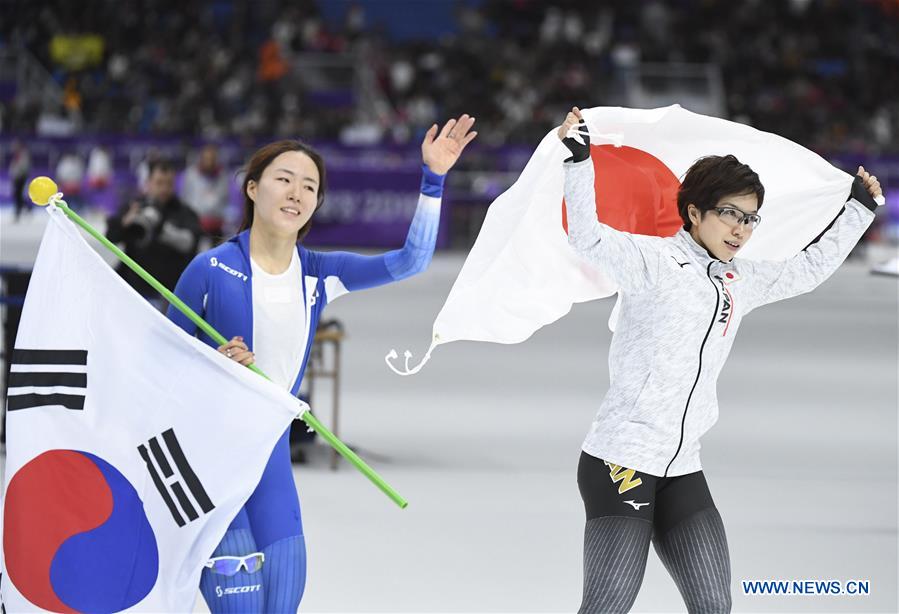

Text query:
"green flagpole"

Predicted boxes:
[[28, 176, 408, 509]]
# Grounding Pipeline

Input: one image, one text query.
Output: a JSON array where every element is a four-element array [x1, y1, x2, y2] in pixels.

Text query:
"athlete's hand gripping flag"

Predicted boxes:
[[386, 104, 876, 374]]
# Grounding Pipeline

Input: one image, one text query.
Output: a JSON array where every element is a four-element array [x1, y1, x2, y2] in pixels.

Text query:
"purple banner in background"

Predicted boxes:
[[307, 166, 449, 248], [3, 136, 896, 246], [0, 136, 452, 248]]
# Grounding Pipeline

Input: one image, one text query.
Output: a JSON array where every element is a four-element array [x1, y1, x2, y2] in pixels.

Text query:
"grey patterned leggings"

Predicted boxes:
[[577, 452, 732, 613]]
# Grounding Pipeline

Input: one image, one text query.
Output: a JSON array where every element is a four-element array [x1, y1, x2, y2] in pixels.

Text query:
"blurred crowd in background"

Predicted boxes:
[[2, 0, 897, 154]]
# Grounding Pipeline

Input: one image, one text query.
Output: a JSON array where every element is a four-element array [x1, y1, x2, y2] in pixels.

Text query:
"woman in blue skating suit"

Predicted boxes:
[[169, 115, 477, 612]]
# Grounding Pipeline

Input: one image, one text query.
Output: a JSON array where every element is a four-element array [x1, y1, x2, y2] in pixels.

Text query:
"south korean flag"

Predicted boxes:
[[1, 205, 302, 612]]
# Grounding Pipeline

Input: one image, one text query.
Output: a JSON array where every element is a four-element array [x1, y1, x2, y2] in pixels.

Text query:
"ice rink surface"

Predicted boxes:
[[2, 213, 897, 612]]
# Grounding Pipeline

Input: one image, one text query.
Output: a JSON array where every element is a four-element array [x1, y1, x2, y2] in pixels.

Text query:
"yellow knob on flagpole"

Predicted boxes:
[[28, 176, 59, 206]]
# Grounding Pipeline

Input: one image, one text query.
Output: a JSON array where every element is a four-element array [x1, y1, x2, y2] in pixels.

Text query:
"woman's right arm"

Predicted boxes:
[[166, 253, 255, 365], [166, 253, 208, 336], [560, 107, 660, 293]]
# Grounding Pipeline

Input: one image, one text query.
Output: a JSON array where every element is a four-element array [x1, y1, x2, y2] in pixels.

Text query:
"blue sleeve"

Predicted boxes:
[[418, 163, 445, 198], [319, 165, 445, 294], [167, 253, 208, 335]]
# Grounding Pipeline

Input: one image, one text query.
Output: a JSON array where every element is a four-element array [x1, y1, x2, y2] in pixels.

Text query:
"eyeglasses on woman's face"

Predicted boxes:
[[714, 206, 761, 230]]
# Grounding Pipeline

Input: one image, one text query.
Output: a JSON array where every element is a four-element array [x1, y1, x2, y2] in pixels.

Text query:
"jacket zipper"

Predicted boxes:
[[664, 261, 720, 477]]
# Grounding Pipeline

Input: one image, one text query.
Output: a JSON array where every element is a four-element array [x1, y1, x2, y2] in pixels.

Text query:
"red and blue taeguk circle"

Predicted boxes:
[[3, 450, 158, 612]]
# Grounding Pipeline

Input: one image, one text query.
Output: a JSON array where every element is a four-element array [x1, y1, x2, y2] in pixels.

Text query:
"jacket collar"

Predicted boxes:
[[675, 227, 732, 265], [227, 229, 307, 269], [228, 229, 250, 256]]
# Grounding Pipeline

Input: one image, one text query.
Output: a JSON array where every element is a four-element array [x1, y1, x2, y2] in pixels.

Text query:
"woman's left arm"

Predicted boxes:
[[320, 115, 477, 298], [742, 168, 882, 311]]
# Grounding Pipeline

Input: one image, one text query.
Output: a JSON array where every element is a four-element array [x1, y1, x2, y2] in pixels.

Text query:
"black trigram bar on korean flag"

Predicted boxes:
[[138, 428, 215, 527], [7, 349, 88, 411]]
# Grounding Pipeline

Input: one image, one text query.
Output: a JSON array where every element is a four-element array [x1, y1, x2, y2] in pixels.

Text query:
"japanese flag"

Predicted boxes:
[[390, 104, 854, 374]]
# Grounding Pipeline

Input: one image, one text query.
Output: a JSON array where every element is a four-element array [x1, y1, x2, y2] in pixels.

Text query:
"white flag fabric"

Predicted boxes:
[[392, 104, 854, 373], [1, 206, 301, 611]]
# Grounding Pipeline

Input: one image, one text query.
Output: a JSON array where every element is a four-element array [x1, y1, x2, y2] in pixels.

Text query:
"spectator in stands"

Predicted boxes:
[[55, 150, 85, 208], [106, 159, 201, 307], [86, 145, 113, 190], [181, 144, 231, 238], [8, 140, 31, 221]]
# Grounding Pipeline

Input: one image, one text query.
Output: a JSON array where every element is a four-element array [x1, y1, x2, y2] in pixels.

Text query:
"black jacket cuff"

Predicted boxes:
[[849, 175, 878, 212]]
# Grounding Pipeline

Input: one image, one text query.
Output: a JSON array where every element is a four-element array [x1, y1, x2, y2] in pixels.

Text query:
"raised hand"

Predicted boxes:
[[558, 106, 590, 163], [422, 114, 477, 175], [557, 106, 584, 140], [857, 166, 883, 200]]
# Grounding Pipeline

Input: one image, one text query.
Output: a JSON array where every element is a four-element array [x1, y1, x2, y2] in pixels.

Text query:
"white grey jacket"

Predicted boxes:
[[565, 158, 877, 477]]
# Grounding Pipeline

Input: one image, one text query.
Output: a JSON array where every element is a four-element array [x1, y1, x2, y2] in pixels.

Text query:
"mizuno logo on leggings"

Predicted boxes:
[[624, 500, 650, 510], [604, 461, 643, 494]]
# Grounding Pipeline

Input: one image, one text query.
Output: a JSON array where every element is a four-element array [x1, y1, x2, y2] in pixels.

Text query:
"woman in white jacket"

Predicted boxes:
[[558, 106, 883, 613]]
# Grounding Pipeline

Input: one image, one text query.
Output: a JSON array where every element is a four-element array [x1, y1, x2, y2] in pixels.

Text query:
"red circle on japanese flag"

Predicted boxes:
[[562, 145, 683, 237]]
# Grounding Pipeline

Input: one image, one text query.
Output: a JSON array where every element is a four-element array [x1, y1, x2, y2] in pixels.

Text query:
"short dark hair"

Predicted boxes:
[[677, 155, 765, 230], [147, 158, 175, 176], [238, 140, 327, 243]]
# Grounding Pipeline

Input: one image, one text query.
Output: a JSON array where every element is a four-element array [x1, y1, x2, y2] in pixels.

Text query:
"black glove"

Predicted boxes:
[[561, 119, 590, 163], [848, 174, 878, 212]]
